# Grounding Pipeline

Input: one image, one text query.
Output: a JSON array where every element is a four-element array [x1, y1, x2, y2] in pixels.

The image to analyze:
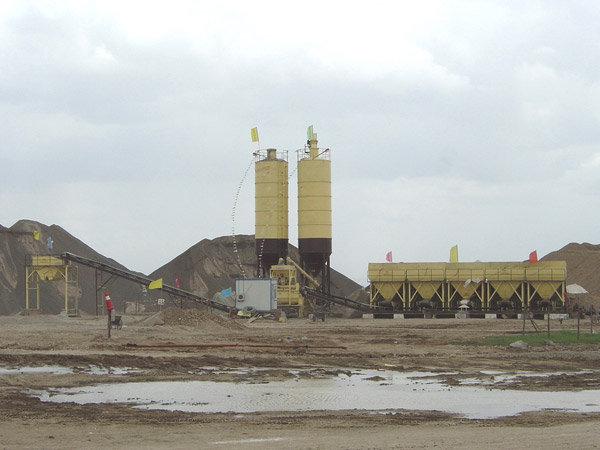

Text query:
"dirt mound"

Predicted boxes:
[[0, 220, 146, 315], [542, 242, 600, 296], [159, 307, 245, 330], [147, 234, 362, 301], [542, 242, 600, 310], [0, 223, 361, 316]]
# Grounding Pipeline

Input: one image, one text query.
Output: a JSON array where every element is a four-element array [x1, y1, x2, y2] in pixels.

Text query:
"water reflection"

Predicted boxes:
[[29, 369, 600, 419]]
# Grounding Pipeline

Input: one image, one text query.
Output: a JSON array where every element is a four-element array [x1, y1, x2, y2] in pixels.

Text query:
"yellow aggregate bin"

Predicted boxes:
[[368, 260, 566, 309], [524, 261, 566, 281], [451, 281, 480, 300], [32, 256, 64, 266], [413, 282, 442, 300], [376, 282, 403, 301], [35, 266, 65, 281], [368, 263, 406, 282], [405, 263, 445, 281], [529, 281, 562, 300]]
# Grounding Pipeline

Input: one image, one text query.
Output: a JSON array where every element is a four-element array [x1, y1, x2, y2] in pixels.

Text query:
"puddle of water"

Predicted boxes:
[[85, 366, 144, 375], [0, 365, 74, 375], [0, 365, 143, 376], [29, 369, 600, 419]]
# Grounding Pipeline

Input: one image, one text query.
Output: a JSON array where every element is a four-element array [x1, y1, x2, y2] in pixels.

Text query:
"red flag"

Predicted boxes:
[[529, 250, 538, 263], [175, 278, 180, 289], [386, 251, 392, 262]]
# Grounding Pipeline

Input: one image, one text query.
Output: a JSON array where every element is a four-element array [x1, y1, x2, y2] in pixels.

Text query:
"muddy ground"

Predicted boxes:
[[1, 310, 600, 449]]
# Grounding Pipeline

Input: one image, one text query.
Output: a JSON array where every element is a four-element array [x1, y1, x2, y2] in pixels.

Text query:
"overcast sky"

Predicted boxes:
[[1, 1, 599, 285]]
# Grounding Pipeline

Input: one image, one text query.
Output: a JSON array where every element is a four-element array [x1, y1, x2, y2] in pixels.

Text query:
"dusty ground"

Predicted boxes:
[[1, 309, 600, 449]]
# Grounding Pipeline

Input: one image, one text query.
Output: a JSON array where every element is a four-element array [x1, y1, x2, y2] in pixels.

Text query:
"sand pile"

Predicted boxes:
[[147, 234, 362, 302], [543, 243, 600, 294], [542, 243, 600, 309], [157, 307, 245, 330]]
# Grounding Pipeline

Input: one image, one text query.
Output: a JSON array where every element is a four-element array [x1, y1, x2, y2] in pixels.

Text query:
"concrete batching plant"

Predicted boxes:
[[251, 127, 567, 318], [253, 127, 332, 317]]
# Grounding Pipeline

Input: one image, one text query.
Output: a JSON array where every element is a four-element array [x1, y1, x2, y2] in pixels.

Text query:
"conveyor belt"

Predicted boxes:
[[300, 287, 382, 313], [61, 252, 233, 313]]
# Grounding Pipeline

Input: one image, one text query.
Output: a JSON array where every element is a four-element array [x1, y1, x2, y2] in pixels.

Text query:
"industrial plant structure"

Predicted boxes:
[[369, 261, 567, 312], [253, 128, 332, 317], [23, 126, 568, 318], [252, 127, 567, 317]]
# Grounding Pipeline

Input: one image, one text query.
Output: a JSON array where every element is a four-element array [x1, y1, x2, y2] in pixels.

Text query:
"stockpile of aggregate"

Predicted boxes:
[[542, 243, 600, 308], [147, 234, 362, 303], [157, 307, 245, 330]]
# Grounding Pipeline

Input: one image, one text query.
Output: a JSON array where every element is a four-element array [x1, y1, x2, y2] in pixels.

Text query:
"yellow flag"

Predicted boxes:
[[251, 127, 259, 142], [148, 278, 163, 290], [449, 245, 459, 262], [33, 231, 40, 241]]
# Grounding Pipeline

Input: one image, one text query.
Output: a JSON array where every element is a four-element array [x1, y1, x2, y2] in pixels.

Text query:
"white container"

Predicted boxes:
[[234, 278, 277, 311], [548, 314, 569, 321]]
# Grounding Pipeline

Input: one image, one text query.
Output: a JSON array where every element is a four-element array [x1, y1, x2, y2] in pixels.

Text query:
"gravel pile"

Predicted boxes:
[[160, 307, 245, 330], [543, 242, 600, 309]]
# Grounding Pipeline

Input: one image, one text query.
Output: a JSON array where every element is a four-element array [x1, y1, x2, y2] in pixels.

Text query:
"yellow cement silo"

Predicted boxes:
[[255, 149, 288, 276], [297, 130, 332, 291]]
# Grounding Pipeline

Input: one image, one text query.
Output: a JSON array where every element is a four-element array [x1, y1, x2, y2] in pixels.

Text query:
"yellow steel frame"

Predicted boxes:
[[25, 256, 78, 315], [25, 267, 41, 312]]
